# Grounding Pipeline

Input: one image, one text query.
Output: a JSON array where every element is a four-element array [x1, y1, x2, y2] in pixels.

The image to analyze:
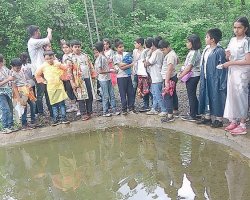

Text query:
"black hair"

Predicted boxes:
[[235, 16, 250, 37], [43, 50, 55, 57], [187, 34, 202, 50], [135, 37, 144, 45], [0, 54, 4, 63], [10, 58, 22, 67], [62, 41, 70, 47], [20, 52, 30, 65], [145, 37, 154, 48], [158, 39, 170, 49], [94, 41, 104, 52], [103, 38, 112, 47], [27, 25, 39, 37], [114, 39, 123, 48], [207, 28, 222, 44], [153, 36, 163, 48], [70, 39, 81, 47]]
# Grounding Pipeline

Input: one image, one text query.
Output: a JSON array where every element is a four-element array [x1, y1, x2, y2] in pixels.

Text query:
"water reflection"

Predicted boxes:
[[0, 127, 250, 200]]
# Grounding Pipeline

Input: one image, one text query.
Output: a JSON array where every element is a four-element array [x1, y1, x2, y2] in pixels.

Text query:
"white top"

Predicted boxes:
[[113, 53, 128, 78], [95, 54, 110, 81], [203, 46, 214, 79], [27, 37, 50, 75], [71, 53, 90, 79], [132, 48, 143, 75], [21, 63, 35, 87], [148, 49, 164, 83], [161, 50, 178, 79], [183, 50, 201, 77], [104, 49, 114, 60]]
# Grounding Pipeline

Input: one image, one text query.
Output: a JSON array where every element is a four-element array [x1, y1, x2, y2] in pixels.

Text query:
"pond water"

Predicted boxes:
[[0, 127, 250, 200]]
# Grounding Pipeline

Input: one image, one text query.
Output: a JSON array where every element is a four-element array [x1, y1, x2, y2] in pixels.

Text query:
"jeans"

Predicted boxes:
[[0, 94, 13, 128], [52, 100, 66, 121], [117, 76, 135, 112], [36, 82, 53, 117], [99, 80, 116, 114], [163, 75, 178, 114], [151, 82, 166, 112], [142, 92, 153, 109], [21, 100, 36, 126], [186, 76, 200, 117], [78, 78, 93, 115]]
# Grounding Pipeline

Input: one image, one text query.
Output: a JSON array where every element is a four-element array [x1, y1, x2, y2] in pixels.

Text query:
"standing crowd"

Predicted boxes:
[[0, 17, 249, 135]]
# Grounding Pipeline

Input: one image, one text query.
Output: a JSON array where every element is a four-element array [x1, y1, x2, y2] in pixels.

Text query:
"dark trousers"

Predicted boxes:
[[117, 76, 135, 112], [78, 78, 93, 115], [164, 75, 178, 114], [36, 82, 53, 117], [186, 76, 200, 117], [143, 92, 152, 108]]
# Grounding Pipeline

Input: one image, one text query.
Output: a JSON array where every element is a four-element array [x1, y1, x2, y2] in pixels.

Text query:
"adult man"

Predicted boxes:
[[27, 25, 53, 117]]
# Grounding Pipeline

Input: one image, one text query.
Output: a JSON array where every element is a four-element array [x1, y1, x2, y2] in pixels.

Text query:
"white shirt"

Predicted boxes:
[[27, 37, 50, 75], [148, 49, 164, 83]]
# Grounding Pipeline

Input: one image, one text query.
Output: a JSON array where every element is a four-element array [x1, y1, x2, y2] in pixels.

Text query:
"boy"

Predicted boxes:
[[35, 51, 69, 126], [70, 40, 95, 121], [198, 28, 227, 128], [159, 39, 179, 122], [0, 54, 15, 134], [11, 58, 36, 130], [93, 41, 119, 117]]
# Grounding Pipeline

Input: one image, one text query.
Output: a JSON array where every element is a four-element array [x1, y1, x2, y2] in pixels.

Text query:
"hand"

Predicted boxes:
[[47, 28, 52, 33], [7, 76, 15, 81], [164, 81, 170, 89], [225, 50, 231, 60], [221, 61, 232, 68]]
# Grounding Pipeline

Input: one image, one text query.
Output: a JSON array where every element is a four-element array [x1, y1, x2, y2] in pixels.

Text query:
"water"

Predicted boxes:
[[0, 127, 250, 200]]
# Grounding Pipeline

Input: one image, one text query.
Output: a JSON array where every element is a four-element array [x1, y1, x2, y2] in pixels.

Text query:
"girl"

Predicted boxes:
[[0, 54, 15, 134], [113, 39, 135, 114], [179, 34, 201, 122], [198, 28, 227, 128], [222, 17, 250, 135], [104, 38, 116, 86]]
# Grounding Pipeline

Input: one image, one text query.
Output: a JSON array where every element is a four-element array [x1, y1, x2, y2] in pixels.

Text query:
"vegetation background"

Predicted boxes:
[[0, 0, 249, 64]]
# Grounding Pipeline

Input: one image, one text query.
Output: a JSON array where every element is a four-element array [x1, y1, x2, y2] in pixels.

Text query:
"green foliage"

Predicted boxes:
[[0, 0, 250, 64]]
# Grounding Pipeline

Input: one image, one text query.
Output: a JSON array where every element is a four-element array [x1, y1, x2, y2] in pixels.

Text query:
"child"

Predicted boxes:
[[70, 40, 95, 121], [145, 37, 166, 116], [113, 39, 135, 115], [93, 41, 120, 117], [132, 37, 145, 97], [0, 54, 15, 134], [222, 17, 250, 135], [179, 34, 201, 122], [11, 58, 36, 130], [61, 40, 78, 113], [104, 38, 116, 86], [198, 28, 227, 128], [138, 37, 154, 112], [35, 51, 70, 126], [158, 39, 179, 122]]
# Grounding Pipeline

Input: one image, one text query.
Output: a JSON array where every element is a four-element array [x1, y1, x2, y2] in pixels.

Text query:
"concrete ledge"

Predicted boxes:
[[0, 114, 250, 159]]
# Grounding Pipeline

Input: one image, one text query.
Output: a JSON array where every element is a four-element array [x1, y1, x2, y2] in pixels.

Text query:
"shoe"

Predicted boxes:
[[0, 128, 13, 134], [211, 120, 223, 128], [146, 109, 158, 115], [230, 125, 247, 135], [82, 115, 91, 121], [76, 110, 81, 116], [158, 112, 167, 117], [121, 111, 128, 115], [61, 119, 70, 124], [21, 124, 34, 131], [129, 110, 138, 114], [161, 116, 175, 123], [66, 107, 73, 113], [225, 122, 238, 131], [112, 111, 121, 116], [139, 107, 150, 112], [181, 115, 197, 122], [173, 110, 180, 118], [51, 120, 60, 126], [197, 118, 211, 125], [103, 113, 112, 117], [9, 126, 19, 132]]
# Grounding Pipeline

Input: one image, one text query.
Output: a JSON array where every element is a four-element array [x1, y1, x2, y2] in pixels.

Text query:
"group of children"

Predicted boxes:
[[0, 17, 249, 135]]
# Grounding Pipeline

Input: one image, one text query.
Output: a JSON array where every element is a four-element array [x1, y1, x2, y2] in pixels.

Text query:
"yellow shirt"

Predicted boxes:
[[36, 62, 68, 105]]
